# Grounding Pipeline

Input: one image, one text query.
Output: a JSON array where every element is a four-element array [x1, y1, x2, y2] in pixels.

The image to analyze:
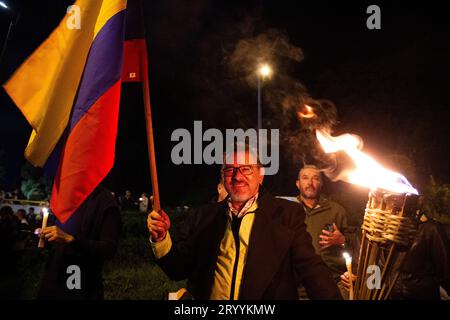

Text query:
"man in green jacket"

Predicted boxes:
[[295, 165, 350, 298]]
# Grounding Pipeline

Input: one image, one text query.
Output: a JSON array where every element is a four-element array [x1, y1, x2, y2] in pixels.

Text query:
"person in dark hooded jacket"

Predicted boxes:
[[341, 213, 450, 300], [38, 186, 121, 300], [390, 214, 450, 299]]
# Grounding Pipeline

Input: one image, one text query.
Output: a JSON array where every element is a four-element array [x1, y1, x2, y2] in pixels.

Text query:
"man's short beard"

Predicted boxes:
[[230, 193, 251, 204], [300, 190, 319, 200]]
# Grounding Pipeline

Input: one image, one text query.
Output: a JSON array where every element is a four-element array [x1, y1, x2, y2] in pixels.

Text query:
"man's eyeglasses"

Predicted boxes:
[[222, 165, 259, 177]]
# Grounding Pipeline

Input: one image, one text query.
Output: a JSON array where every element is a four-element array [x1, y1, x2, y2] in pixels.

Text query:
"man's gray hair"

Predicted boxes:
[[298, 164, 323, 180], [222, 141, 261, 167]]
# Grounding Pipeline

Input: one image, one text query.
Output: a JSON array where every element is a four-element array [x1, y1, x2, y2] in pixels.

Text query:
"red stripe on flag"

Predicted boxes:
[[122, 39, 148, 82], [50, 80, 121, 223]]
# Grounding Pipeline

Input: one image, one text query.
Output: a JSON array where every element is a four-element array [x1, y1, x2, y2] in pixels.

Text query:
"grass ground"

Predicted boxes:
[[103, 209, 186, 299]]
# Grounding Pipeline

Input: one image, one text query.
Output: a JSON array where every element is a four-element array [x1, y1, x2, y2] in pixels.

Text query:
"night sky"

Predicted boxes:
[[1, 0, 449, 206]]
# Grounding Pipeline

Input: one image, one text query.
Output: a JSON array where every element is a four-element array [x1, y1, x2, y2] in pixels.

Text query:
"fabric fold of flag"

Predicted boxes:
[[51, 2, 127, 223], [3, 0, 127, 168]]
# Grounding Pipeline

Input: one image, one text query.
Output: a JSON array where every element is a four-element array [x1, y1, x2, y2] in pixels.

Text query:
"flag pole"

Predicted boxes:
[[141, 57, 161, 211]]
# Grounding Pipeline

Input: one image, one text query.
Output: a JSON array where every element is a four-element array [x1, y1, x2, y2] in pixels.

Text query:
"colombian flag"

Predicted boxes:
[[3, 0, 129, 223]]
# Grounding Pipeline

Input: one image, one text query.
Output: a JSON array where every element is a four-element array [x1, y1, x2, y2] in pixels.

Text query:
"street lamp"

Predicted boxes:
[[258, 64, 272, 78], [0, 1, 18, 66], [256, 63, 272, 131]]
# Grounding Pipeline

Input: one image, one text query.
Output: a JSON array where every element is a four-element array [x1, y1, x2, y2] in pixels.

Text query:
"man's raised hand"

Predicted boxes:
[[147, 209, 171, 242]]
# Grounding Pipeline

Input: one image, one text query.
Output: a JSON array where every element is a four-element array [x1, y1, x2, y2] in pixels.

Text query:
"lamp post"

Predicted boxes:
[[0, 1, 18, 66], [257, 63, 272, 131]]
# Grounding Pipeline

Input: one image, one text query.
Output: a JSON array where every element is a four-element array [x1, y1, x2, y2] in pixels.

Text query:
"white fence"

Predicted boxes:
[[0, 199, 49, 215]]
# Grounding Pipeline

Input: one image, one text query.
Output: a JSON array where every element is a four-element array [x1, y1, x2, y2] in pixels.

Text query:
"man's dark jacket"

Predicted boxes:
[[156, 192, 342, 300], [391, 219, 450, 299]]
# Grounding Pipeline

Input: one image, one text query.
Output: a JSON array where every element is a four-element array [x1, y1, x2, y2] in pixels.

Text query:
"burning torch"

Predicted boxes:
[[315, 129, 421, 300]]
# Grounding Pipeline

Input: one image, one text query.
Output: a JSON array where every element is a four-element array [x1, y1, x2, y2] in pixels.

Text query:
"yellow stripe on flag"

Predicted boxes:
[[3, 0, 127, 167], [94, 0, 127, 38]]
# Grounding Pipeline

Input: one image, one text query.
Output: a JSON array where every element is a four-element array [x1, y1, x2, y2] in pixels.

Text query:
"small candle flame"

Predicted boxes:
[[343, 252, 352, 263]]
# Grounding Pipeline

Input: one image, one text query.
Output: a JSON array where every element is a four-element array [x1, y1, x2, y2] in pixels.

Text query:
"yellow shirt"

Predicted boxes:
[[151, 200, 258, 300]]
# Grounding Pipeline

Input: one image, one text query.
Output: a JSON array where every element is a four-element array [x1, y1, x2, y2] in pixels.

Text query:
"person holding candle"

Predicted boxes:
[[38, 185, 121, 300]]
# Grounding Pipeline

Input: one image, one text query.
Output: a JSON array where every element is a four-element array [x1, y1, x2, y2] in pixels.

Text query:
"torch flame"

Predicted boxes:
[[298, 104, 316, 119], [316, 129, 418, 195]]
